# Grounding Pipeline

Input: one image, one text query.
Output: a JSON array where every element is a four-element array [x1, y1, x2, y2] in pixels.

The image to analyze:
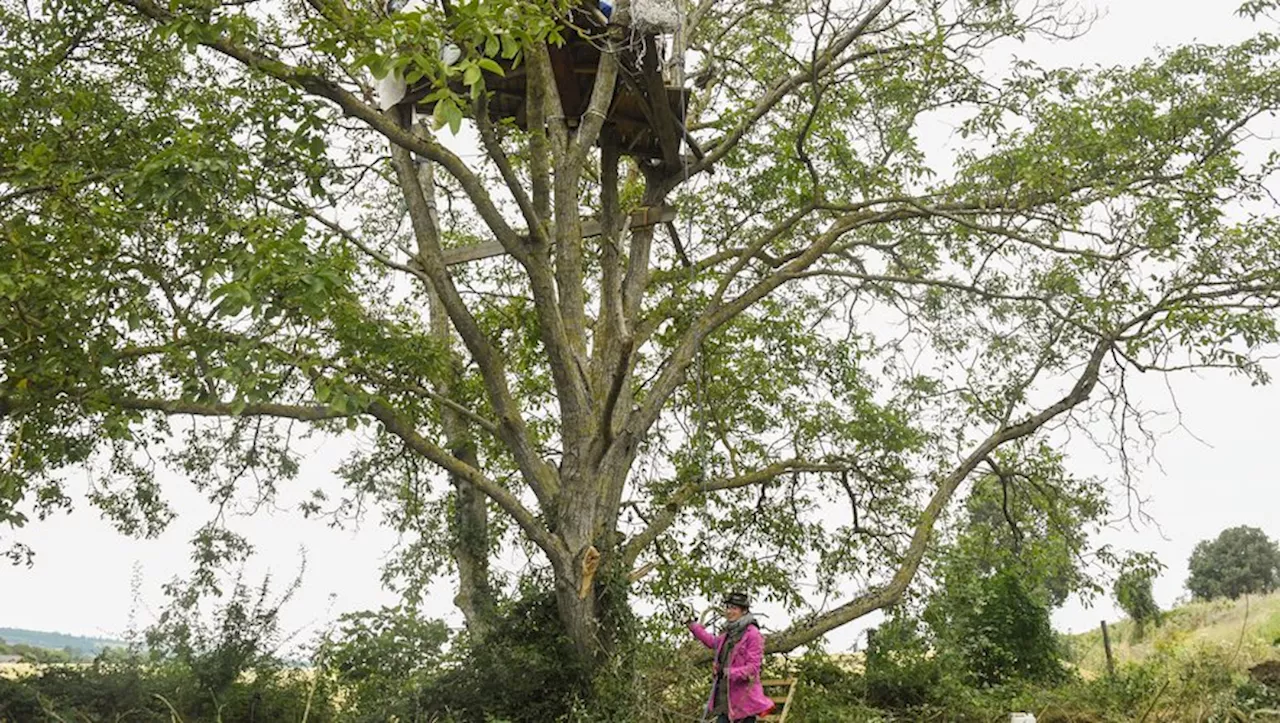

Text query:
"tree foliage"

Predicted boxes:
[[930, 449, 1111, 607], [5, 0, 1280, 704], [921, 459, 1092, 687], [953, 570, 1068, 687], [1113, 554, 1163, 642], [1187, 526, 1280, 601]]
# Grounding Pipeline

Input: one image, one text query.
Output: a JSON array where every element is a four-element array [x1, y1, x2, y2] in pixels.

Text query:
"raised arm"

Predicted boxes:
[[688, 621, 719, 650]]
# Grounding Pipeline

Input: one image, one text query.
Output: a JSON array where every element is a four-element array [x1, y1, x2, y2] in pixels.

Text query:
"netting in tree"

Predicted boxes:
[[630, 0, 680, 33]]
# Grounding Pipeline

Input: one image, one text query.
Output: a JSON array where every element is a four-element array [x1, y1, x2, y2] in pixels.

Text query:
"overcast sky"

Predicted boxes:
[[2, 0, 1277, 653]]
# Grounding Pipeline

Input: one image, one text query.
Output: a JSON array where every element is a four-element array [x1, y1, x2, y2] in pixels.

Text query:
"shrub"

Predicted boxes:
[[926, 569, 1068, 687], [421, 590, 595, 722], [863, 612, 943, 708], [317, 606, 449, 723], [0, 657, 333, 723]]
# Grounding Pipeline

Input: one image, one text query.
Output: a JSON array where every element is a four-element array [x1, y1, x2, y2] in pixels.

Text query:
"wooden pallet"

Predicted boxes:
[[759, 678, 797, 723]]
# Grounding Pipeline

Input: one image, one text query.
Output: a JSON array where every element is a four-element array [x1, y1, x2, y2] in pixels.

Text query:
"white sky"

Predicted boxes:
[[2, 0, 1278, 654]]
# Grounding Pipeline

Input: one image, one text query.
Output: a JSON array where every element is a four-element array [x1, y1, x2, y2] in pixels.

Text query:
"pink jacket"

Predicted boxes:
[[688, 621, 775, 719]]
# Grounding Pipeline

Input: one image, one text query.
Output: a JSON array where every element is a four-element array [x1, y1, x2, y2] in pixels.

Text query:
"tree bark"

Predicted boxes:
[[420, 158, 495, 637]]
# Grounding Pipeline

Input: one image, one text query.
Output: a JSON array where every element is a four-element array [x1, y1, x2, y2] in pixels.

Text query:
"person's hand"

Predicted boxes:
[[674, 603, 695, 626]]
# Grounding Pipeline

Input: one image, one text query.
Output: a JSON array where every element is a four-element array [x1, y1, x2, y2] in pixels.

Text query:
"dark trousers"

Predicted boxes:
[[715, 716, 757, 723]]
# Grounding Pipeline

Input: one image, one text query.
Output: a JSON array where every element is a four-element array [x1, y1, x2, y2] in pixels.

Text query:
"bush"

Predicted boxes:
[[0, 657, 333, 723], [421, 590, 595, 722], [0, 567, 338, 723], [778, 654, 871, 722], [863, 612, 943, 708], [316, 606, 449, 723], [1187, 526, 1280, 600], [926, 569, 1068, 687], [318, 585, 636, 722]]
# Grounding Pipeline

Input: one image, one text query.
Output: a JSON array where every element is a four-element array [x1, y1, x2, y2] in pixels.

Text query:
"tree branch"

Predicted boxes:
[[390, 136, 561, 505], [113, 0, 526, 262], [367, 400, 570, 573], [655, 0, 896, 194], [622, 459, 851, 567], [115, 396, 348, 420], [103, 394, 568, 573], [756, 336, 1113, 655]]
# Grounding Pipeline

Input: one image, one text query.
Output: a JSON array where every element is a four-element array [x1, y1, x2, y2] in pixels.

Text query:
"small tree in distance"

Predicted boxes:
[[1187, 526, 1280, 601], [1114, 554, 1162, 642]]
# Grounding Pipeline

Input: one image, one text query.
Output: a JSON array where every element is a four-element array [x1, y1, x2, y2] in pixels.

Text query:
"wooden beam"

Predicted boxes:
[[639, 42, 685, 168], [441, 205, 678, 266]]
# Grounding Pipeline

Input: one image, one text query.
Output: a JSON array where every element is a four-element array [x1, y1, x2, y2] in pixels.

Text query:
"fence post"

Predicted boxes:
[[1101, 619, 1116, 677]]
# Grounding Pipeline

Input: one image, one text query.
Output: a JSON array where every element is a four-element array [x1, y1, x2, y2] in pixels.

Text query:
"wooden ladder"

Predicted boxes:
[[759, 678, 797, 723]]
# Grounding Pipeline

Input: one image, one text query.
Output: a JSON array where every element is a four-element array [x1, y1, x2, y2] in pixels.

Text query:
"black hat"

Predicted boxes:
[[722, 592, 750, 610]]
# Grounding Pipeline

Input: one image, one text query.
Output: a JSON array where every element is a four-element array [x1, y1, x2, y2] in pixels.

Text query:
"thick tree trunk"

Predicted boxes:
[[550, 467, 633, 669], [553, 477, 603, 660]]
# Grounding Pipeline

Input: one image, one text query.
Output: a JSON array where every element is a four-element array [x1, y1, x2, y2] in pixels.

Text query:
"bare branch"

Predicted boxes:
[[657, 0, 896, 194], [390, 137, 561, 505], [368, 401, 570, 571]]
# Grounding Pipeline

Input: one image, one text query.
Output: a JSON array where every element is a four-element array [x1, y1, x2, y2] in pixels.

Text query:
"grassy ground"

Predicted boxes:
[[1066, 591, 1280, 677]]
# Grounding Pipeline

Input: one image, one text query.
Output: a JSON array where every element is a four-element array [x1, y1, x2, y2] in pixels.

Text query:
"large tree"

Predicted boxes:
[[1187, 525, 1280, 600], [5, 0, 1280, 690]]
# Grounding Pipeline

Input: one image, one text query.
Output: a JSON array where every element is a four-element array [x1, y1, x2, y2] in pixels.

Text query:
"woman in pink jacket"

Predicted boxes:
[[685, 592, 775, 723]]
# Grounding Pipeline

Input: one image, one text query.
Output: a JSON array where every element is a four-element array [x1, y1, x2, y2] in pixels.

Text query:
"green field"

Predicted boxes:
[[1066, 591, 1280, 677]]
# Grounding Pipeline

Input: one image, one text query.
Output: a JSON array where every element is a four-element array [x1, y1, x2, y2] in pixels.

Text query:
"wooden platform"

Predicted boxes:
[[401, 9, 688, 162]]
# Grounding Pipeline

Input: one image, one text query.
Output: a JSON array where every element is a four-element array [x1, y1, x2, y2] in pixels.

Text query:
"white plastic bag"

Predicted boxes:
[[377, 0, 437, 110]]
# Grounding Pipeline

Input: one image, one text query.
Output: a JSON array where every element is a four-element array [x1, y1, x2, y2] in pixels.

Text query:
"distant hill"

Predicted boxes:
[[0, 628, 129, 657], [1065, 590, 1280, 676]]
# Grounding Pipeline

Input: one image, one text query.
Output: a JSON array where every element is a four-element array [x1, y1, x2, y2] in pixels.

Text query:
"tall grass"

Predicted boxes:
[[1066, 590, 1280, 676]]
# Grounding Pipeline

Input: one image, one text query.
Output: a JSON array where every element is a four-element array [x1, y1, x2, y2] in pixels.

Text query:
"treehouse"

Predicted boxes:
[[377, 0, 693, 165]]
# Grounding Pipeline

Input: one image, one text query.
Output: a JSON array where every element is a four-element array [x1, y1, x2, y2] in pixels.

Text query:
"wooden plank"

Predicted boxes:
[[778, 676, 797, 723], [759, 678, 797, 723], [442, 239, 508, 266], [639, 40, 685, 168], [441, 205, 677, 266]]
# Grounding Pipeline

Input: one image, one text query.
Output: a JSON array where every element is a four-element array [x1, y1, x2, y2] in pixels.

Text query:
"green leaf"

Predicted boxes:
[[463, 63, 482, 87]]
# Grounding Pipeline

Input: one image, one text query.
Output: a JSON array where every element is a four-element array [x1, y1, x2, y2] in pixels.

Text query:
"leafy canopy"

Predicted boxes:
[[4, 0, 1280, 671], [1187, 526, 1280, 601]]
